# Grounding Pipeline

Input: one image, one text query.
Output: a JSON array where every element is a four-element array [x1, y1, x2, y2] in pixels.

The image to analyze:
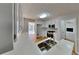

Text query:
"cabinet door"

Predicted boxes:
[[0, 4, 13, 54]]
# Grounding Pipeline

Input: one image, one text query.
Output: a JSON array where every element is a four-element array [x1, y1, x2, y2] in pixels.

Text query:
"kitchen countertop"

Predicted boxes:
[[34, 37, 74, 55], [38, 39, 74, 55]]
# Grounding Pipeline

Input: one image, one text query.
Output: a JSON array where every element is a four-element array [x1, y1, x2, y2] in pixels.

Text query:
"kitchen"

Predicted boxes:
[[3, 3, 79, 55]]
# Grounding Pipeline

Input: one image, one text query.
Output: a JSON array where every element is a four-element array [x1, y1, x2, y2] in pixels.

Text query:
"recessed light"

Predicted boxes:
[[39, 13, 47, 18]]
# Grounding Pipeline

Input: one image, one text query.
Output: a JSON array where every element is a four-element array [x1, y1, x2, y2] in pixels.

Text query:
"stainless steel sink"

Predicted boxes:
[[38, 39, 57, 52], [45, 40, 57, 47], [38, 42, 51, 51]]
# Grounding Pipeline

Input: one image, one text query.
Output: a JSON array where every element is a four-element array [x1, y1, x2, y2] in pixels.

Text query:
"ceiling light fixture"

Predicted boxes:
[[39, 13, 47, 18]]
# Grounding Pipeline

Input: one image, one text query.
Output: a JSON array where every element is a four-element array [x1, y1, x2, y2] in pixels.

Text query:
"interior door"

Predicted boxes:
[[0, 3, 13, 54]]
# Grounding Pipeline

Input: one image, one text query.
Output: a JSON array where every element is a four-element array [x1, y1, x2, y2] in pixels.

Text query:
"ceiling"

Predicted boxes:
[[21, 3, 79, 20]]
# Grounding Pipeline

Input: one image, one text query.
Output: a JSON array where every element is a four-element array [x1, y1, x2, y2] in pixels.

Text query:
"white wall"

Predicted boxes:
[[23, 18, 29, 33], [0, 3, 13, 54]]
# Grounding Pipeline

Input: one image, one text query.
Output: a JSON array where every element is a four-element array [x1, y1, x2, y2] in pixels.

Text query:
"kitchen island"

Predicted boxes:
[[44, 39, 74, 55], [35, 38, 74, 55]]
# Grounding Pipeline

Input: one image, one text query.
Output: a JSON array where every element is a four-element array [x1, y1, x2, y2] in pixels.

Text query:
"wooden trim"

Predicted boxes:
[[72, 45, 78, 55]]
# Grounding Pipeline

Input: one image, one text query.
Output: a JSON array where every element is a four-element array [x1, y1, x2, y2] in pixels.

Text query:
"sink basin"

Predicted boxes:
[[38, 39, 57, 52], [38, 42, 51, 51], [45, 40, 57, 47]]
